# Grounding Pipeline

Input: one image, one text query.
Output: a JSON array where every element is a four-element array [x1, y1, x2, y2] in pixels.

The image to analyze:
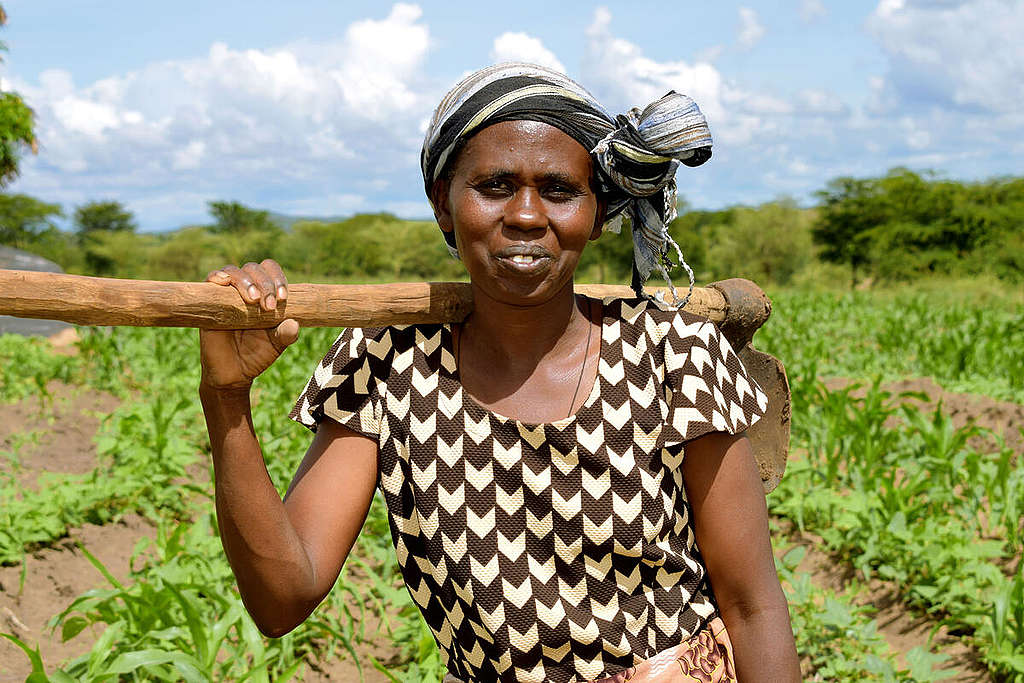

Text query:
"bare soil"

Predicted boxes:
[[0, 381, 396, 682], [824, 376, 1024, 456], [779, 524, 990, 682], [0, 371, 1018, 681]]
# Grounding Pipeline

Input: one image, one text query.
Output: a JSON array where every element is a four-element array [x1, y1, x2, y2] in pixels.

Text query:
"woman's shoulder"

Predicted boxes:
[[600, 295, 712, 340], [334, 323, 447, 353]]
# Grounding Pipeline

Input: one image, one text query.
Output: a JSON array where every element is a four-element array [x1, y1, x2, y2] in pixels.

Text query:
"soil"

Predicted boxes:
[[0, 368, 1019, 681], [0, 380, 397, 682], [824, 376, 1024, 456], [778, 524, 990, 682]]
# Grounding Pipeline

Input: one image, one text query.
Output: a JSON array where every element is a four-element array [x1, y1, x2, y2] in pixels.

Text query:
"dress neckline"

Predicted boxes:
[[441, 296, 607, 429]]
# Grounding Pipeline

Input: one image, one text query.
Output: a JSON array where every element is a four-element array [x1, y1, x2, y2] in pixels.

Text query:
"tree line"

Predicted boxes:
[[1, 167, 1021, 287]]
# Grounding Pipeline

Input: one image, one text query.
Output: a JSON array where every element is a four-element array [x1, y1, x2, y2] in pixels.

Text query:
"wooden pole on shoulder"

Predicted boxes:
[[0, 270, 737, 330]]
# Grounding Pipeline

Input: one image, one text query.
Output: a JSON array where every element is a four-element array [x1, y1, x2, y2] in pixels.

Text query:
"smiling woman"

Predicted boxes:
[[198, 62, 800, 683]]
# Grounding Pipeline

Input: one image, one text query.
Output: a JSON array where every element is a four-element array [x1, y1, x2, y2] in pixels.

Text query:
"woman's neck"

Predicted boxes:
[[461, 280, 585, 367]]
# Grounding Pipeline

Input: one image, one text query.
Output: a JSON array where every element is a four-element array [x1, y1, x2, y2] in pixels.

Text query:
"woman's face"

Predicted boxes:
[[435, 120, 604, 306]]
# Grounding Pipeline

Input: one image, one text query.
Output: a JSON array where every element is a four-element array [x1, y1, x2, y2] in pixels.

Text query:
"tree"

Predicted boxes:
[[811, 175, 886, 286], [0, 5, 38, 186], [208, 201, 277, 234], [73, 200, 137, 235], [0, 192, 62, 245]]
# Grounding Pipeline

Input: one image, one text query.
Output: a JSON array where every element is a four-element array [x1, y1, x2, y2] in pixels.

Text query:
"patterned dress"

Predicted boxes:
[[290, 297, 768, 683]]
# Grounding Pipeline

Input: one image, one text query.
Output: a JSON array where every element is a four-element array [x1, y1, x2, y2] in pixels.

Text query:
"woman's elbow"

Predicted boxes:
[[243, 594, 322, 638]]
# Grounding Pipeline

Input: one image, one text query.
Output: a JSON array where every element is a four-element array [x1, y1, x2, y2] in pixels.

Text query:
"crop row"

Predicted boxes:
[[770, 374, 1024, 680], [759, 289, 1024, 403]]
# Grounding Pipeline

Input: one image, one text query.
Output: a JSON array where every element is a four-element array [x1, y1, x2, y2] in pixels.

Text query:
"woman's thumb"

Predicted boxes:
[[270, 319, 300, 352]]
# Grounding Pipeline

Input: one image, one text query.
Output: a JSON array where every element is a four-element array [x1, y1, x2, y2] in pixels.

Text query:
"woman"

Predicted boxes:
[[200, 63, 800, 682]]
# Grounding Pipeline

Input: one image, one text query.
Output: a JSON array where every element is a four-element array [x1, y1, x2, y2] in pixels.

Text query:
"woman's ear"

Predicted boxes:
[[431, 178, 454, 233]]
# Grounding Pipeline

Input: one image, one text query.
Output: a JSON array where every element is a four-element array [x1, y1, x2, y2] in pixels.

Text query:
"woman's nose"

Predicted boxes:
[[504, 187, 547, 231]]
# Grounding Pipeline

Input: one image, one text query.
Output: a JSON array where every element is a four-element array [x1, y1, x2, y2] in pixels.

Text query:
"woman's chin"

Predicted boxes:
[[473, 268, 572, 306]]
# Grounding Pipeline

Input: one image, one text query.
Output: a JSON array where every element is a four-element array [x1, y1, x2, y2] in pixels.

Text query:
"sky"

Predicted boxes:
[[1, 0, 1022, 231]]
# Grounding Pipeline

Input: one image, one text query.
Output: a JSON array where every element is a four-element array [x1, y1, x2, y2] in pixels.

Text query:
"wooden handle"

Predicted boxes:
[[0, 270, 732, 329]]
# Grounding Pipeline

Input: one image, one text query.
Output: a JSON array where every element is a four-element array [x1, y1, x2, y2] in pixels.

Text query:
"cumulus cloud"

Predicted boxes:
[[582, 8, 726, 120], [9, 3, 436, 229], [490, 32, 566, 73], [800, 0, 827, 23], [867, 0, 1024, 112], [737, 7, 766, 50]]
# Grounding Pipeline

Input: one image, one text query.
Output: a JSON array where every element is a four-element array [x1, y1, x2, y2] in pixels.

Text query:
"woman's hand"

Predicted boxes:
[[199, 259, 299, 391]]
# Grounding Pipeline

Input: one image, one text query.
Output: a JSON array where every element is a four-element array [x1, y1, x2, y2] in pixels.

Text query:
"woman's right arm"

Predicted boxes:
[[199, 261, 379, 637]]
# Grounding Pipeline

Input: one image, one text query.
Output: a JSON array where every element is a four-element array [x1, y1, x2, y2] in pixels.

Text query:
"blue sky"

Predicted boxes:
[[2, 0, 1022, 231]]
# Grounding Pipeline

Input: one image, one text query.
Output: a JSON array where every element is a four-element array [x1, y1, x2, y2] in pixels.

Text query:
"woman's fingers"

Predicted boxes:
[[242, 262, 278, 311], [270, 319, 300, 352], [260, 258, 289, 302], [206, 268, 232, 284], [206, 261, 290, 312]]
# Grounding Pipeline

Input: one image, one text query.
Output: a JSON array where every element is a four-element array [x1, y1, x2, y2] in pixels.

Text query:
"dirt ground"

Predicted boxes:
[[1, 371, 1020, 681], [824, 376, 1024, 456], [0, 382, 394, 682]]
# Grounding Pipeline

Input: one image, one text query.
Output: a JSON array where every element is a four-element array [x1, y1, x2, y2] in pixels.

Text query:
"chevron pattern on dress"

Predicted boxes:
[[290, 296, 768, 683]]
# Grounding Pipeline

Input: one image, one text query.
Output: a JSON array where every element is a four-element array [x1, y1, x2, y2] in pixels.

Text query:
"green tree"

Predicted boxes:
[[207, 200, 277, 234], [0, 192, 62, 245], [0, 6, 38, 186], [705, 199, 813, 286], [811, 175, 884, 286], [73, 200, 137, 235], [72, 200, 138, 275]]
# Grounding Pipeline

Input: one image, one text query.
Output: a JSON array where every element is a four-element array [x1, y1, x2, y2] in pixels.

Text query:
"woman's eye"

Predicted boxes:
[[545, 184, 580, 200], [475, 180, 512, 196]]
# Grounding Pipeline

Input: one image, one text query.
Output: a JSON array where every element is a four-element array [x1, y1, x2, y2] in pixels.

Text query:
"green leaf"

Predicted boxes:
[[60, 615, 90, 643], [105, 648, 206, 677], [77, 542, 123, 589], [0, 631, 46, 672]]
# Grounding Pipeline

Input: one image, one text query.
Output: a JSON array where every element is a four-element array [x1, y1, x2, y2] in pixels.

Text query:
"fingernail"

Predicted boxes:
[[265, 295, 277, 310], [248, 285, 259, 300], [277, 286, 287, 299]]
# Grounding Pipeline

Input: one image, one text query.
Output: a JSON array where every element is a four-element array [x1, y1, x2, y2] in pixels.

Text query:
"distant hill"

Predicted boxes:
[[267, 212, 356, 231]]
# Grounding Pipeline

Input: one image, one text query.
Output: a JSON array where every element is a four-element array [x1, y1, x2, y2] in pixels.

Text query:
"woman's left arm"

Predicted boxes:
[[682, 431, 801, 682]]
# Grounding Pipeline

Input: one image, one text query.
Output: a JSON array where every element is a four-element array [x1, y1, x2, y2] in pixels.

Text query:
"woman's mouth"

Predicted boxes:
[[494, 245, 553, 274]]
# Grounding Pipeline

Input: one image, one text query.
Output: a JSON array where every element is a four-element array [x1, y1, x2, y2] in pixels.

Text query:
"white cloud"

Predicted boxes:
[[796, 89, 848, 116], [867, 0, 1024, 112], [800, 0, 827, 23], [9, 3, 436, 230], [737, 7, 766, 50], [582, 8, 727, 121], [172, 140, 206, 170], [490, 32, 566, 73]]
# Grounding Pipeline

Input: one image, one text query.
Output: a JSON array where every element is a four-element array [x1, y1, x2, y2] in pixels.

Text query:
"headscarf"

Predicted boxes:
[[421, 62, 713, 305]]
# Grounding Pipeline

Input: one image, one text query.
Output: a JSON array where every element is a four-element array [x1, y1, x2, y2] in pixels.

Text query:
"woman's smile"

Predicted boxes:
[[493, 243, 554, 275]]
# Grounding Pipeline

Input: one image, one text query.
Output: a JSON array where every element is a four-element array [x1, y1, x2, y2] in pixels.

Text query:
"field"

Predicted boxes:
[[0, 285, 1022, 682]]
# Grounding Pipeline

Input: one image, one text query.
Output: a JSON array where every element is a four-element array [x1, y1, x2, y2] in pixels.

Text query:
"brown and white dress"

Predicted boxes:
[[290, 296, 768, 683]]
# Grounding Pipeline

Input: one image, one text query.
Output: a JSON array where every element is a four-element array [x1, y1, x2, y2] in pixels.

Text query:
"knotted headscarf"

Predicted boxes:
[[421, 62, 712, 305]]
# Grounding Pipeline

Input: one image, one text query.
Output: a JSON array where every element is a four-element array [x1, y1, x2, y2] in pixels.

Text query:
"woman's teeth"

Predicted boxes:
[[511, 255, 535, 264]]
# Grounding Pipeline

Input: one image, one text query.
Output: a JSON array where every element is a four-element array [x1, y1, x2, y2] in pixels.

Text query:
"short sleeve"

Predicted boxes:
[[288, 326, 389, 438], [661, 317, 769, 447]]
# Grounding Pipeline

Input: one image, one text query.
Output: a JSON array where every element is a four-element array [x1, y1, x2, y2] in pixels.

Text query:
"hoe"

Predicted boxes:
[[0, 269, 790, 492]]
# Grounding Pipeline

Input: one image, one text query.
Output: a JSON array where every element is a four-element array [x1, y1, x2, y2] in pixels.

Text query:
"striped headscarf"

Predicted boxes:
[[421, 62, 713, 304]]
